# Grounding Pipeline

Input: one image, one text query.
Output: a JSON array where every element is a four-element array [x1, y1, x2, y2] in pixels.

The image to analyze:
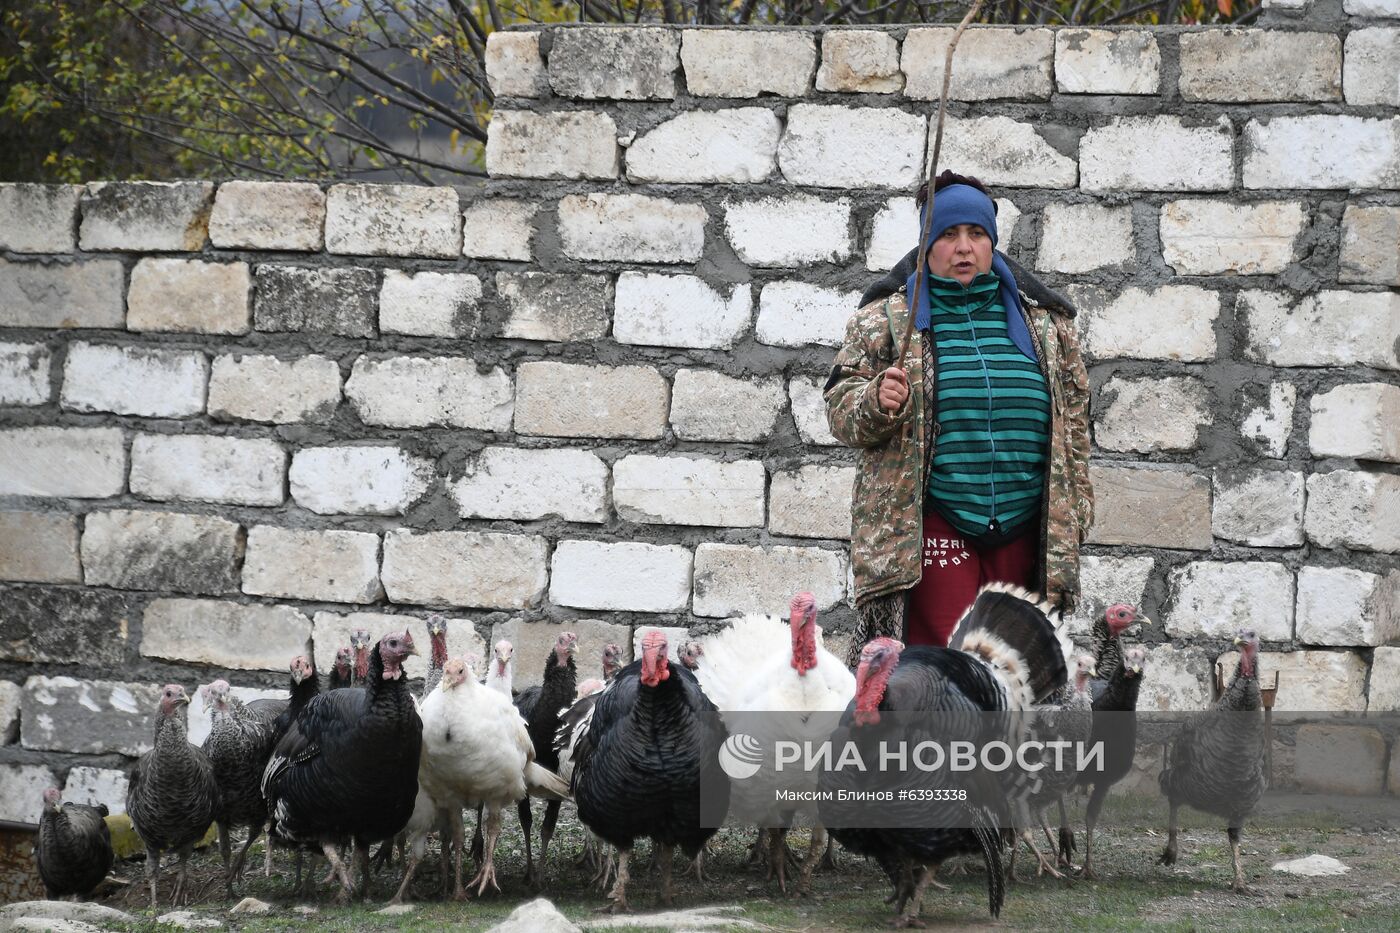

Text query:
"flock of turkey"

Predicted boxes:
[[34, 584, 1267, 927]]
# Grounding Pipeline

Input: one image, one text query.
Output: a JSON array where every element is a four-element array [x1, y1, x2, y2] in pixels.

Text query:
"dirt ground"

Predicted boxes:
[[83, 793, 1400, 932]]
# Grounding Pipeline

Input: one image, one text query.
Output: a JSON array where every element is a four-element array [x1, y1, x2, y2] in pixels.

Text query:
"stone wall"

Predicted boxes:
[[2, 1, 1400, 813]]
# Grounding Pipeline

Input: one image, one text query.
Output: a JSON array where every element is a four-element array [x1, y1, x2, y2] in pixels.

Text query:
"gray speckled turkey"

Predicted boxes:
[[201, 679, 275, 896], [35, 787, 113, 899]]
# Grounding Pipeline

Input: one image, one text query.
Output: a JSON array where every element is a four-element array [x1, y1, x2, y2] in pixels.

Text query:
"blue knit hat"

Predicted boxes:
[[905, 183, 1037, 360]]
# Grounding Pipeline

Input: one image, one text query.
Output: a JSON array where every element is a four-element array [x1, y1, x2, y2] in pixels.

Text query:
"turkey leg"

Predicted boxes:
[[797, 825, 826, 895], [217, 822, 232, 884], [230, 822, 263, 885], [1228, 825, 1253, 894], [1018, 829, 1064, 880], [1079, 784, 1109, 880], [598, 847, 631, 913], [321, 841, 354, 904], [172, 846, 194, 906], [658, 842, 675, 907], [1158, 802, 1180, 866], [355, 841, 372, 901], [517, 799, 535, 885], [144, 846, 162, 907], [1056, 798, 1076, 869], [536, 798, 562, 889], [895, 865, 932, 929], [468, 803, 503, 897], [767, 829, 788, 893]]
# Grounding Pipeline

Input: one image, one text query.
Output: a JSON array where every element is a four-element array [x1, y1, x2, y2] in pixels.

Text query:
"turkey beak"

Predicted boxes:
[[403, 630, 418, 656], [1232, 635, 1242, 647]]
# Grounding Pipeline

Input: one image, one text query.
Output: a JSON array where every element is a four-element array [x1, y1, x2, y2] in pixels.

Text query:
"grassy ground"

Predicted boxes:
[[89, 794, 1400, 932]]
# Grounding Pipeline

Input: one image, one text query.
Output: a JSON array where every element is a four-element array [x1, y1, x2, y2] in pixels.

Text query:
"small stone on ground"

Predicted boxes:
[[155, 911, 224, 929], [487, 897, 581, 933], [1271, 854, 1351, 876], [229, 897, 272, 914], [374, 903, 414, 916]]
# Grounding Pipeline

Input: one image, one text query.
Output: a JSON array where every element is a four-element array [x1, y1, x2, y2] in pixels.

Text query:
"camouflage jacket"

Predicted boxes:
[[823, 285, 1093, 613]]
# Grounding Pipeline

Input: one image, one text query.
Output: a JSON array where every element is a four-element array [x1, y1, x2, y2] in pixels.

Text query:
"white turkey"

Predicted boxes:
[[485, 639, 514, 696]]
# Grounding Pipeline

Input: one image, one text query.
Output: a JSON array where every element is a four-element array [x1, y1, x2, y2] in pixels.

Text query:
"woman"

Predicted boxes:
[[825, 171, 1093, 662]]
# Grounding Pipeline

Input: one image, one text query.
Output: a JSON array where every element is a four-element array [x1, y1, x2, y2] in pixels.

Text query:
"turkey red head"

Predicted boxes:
[[42, 787, 62, 813], [1121, 646, 1146, 679], [788, 591, 819, 676], [379, 630, 417, 680], [158, 684, 190, 718], [1074, 654, 1095, 692], [291, 654, 315, 685], [1104, 603, 1145, 637], [1233, 629, 1260, 678], [601, 643, 623, 681], [639, 630, 670, 687], [493, 639, 514, 678], [678, 640, 704, 670], [441, 656, 469, 690], [854, 637, 904, 726], [554, 632, 579, 666], [331, 647, 350, 679]]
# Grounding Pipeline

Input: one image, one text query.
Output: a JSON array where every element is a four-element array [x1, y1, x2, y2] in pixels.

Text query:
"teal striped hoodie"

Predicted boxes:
[[924, 270, 1051, 542]]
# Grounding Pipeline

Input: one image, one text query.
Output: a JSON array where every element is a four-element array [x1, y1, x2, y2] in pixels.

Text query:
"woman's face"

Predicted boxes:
[[926, 223, 993, 286]]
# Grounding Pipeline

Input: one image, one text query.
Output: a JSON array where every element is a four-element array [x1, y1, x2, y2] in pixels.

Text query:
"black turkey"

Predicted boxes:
[[35, 787, 113, 899]]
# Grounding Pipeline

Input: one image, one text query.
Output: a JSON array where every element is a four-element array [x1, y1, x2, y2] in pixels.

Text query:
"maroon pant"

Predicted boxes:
[[906, 508, 1039, 649]]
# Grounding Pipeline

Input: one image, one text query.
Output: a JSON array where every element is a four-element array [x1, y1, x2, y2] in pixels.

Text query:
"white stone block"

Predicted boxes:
[[1165, 561, 1294, 641], [1088, 463, 1212, 550], [208, 354, 341, 424], [63, 766, 128, 815], [627, 109, 781, 184], [0, 681, 17, 743], [1179, 31, 1341, 102], [1081, 117, 1234, 192], [130, 434, 285, 507], [311, 611, 484, 683], [486, 110, 619, 180], [1160, 200, 1305, 275], [1095, 376, 1211, 453], [514, 362, 668, 440], [1370, 647, 1400, 711], [614, 455, 765, 528], [1240, 290, 1399, 370], [289, 446, 433, 516], [450, 447, 608, 523], [1241, 381, 1296, 459], [1211, 468, 1305, 547], [79, 181, 213, 252], [1064, 555, 1155, 638], [693, 543, 846, 618], [550, 540, 693, 612], [1345, 0, 1400, 14], [462, 199, 536, 261], [0, 183, 81, 252], [0, 511, 81, 584], [670, 369, 785, 442], [1243, 116, 1400, 189], [0, 342, 50, 406], [81, 510, 242, 596], [548, 27, 679, 100], [1071, 284, 1218, 362], [756, 281, 860, 348], [325, 183, 460, 258], [380, 270, 482, 338], [1054, 30, 1160, 95], [1309, 383, 1400, 462], [126, 258, 251, 335], [778, 105, 926, 189], [769, 465, 854, 539], [1036, 202, 1134, 273], [61, 343, 207, 418], [816, 31, 903, 93], [382, 530, 548, 609], [940, 116, 1077, 189], [1137, 644, 1214, 713], [1340, 204, 1400, 286], [613, 273, 751, 350], [0, 763, 59, 823], [242, 526, 382, 604], [209, 181, 324, 251], [0, 258, 124, 329], [345, 355, 514, 430], [557, 192, 706, 263], [724, 194, 852, 267], [789, 376, 841, 447], [681, 30, 816, 97], [1305, 470, 1400, 553], [141, 598, 312, 670], [0, 427, 125, 499], [1297, 566, 1400, 647], [498, 271, 611, 342], [485, 31, 546, 97], [903, 27, 1054, 100], [1345, 28, 1400, 106]]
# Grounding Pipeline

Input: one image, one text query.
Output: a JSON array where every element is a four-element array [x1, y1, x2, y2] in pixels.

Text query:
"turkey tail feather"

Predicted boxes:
[[969, 804, 1005, 918], [524, 762, 571, 801], [948, 583, 1069, 706]]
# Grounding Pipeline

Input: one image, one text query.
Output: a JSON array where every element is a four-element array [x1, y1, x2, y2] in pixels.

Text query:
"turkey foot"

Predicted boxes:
[[467, 861, 499, 897], [1160, 805, 1181, 866], [766, 829, 788, 894], [321, 841, 355, 904], [796, 826, 826, 896], [389, 852, 420, 905], [658, 843, 676, 907], [891, 866, 933, 928], [596, 849, 631, 914], [469, 804, 504, 897]]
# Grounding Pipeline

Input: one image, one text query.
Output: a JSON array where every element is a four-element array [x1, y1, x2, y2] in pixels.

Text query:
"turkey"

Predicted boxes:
[[818, 584, 1072, 927], [1088, 603, 1147, 701], [422, 614, 449, 697], [328, 646, 354, 691], [678, 641, 704, 671], [1072, 644, 1146, 880], [570, 630, 730, 913], [1006, 654, 1095, 881], [350, 628, 372, 686], [35, 788, 113, 899], [514, 631, 578, 888], [263, 631, 422, 902], [251, 655, 318, 880], [1159, 630, 1265, 892], [396, 656, 569, 901], [601, 642, 623, 683], [696, 592, 855, 894], [201, 680, 276, 896], [485, 639, 514, 696], [127, 684, 218, 907]]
